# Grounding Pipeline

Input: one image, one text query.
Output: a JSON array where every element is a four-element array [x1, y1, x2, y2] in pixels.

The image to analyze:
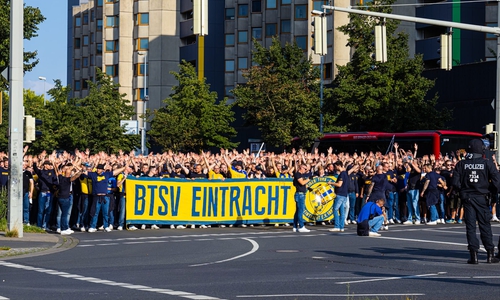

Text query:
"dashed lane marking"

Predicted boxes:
[[0, 261, 224, 300]]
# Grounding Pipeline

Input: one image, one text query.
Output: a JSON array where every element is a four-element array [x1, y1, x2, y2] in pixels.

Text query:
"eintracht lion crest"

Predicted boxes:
[[303, 176, 337, 222]]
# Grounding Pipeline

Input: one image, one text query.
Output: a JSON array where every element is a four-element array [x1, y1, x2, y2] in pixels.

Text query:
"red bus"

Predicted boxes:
[[309, 130, 484, 158]]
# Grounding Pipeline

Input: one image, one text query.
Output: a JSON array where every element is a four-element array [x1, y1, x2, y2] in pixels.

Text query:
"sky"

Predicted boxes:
[[23, 0, 68, 96]]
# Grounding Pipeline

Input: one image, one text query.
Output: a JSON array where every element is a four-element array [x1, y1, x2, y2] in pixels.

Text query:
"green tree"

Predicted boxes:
[[323, 0, 451, 132], [149, 61, 238, 152], [0, 1, 46, 89], [233, 37, 322, 148], [74, 71, 140, 153], [0, 91, 9, 150], [25, 72, 140, 154]]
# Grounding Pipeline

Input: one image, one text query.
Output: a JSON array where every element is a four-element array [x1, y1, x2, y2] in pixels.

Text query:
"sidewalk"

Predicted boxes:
[[0, 232, 78, 259]]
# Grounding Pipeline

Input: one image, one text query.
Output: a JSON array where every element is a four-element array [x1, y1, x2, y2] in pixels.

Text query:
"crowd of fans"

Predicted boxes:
[[6, 142, 499, 235]]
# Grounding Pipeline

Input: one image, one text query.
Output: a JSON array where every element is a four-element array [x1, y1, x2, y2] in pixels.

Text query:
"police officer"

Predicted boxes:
[[452, 139, 500, 264]]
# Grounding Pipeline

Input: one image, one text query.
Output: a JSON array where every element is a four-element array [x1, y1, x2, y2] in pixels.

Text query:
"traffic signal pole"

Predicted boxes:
[[323, 4, 500, 161], [9, 0, 24, 237]]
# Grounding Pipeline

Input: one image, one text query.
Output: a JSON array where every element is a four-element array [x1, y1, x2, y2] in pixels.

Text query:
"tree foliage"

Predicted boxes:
[[0, 1, 46, 89], [323, 0, 452, 132], [233, 37, 322, 148], [149, 61, 238, 152], [23, 70, 140, 154]]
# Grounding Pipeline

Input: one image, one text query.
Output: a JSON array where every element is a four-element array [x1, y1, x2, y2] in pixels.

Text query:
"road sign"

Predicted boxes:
[[121, 120, 138, 135], [1, 67, 8, 81]]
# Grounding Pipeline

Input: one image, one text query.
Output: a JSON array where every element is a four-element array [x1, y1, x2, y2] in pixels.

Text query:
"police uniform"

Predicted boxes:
[[452, 139, 500, 264]]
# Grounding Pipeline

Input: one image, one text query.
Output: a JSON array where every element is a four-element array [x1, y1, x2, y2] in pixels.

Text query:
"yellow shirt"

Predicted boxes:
[[80, 177, 93, 195], [208, 170, 225, 180]]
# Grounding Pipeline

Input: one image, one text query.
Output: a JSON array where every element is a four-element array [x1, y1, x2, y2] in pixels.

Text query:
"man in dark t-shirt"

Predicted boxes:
[[293, 164, 311, 233], [403, 160, 422, 225], [22, 161, 34, 224]]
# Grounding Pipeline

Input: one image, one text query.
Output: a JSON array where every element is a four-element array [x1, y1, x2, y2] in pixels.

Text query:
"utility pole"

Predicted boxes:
[[9, 0, 24, 237], [323, 4, 500, 160]]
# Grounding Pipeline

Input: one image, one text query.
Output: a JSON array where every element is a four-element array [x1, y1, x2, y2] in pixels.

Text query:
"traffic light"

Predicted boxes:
[[374, 25, 387, 62], [484, 123, 497, 151], [193, 0, 208, 36], [311, 16, 327, 55], [24, 115, 42, 143], [437, 33, 452, 71]]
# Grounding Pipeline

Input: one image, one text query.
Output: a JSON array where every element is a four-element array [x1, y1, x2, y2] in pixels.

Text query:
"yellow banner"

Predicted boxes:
[[125, 176, 337, 225]]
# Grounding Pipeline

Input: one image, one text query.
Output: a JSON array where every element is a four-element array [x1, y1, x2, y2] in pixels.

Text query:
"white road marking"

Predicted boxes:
[[81, 231, 285, 243], [374, 235, 488, 252], [190, 238, 259, 267], [78, 231, 301, 247], [336, 272, 447, 284], [236, 293, 425, 298], [0, 261, 225, 300]]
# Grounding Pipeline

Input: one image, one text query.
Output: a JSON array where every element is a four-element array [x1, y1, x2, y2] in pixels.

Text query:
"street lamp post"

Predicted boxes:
[[38, 76, 46, 105], [138, 52, 148, 155]]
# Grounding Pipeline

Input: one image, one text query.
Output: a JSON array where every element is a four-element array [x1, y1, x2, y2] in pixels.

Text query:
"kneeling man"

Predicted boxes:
[[357, 198, 386, 237]]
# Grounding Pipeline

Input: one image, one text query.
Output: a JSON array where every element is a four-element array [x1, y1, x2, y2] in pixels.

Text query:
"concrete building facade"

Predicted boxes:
[[70, 0, 180, 129]]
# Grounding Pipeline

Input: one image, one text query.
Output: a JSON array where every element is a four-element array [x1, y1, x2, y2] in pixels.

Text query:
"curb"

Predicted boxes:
[[0, 234, 79, 261]]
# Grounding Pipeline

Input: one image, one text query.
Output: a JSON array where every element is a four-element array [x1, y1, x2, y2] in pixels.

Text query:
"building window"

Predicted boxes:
[[137, 38, 149, 50], [225, 8, 235, 20], [91, 10, 95, 21], [82, 80, 88, 90], [83, 57, 89, 68], [106, 0, 118, 3], [96, 43, 102, 54], [267, 0, 277, 9], [90, 55, 95, 66], [252, 0, 261, 13], [97, 19, 103, 31], [106, 40, 119, 52], [75, 16, 81, 27], [252, 27, 262, 40], [238, 57, 248, 70], [97, 0, 103, 6], [74, 80, 81, 91], [225, 60, 235, 72], [238, 31, 248, 43], [136, 13, 149, 25], [136, 88, 149, 100], [225, 34, 235, 46], [83, 35, 89, 46], [83, 13, 89, 25], [136, 63, 148, 76], [106, 16, 119, 27], [282, 0, 291, 4], [75, 38, 81, 49], [225, 86, 234, 98], [238, 4, 248, 17], [295, 36, 307, 51], [295, 5, 307, 20], [313, 0, 327, 11], [324, 63, 332, 80], [486, 23, 498, 40], [281, 19, 291, 33], [105, 65, 119, 76], [266, 24, 277, 37], [75, 59, 81, 70], [91, 33, 95, 43]]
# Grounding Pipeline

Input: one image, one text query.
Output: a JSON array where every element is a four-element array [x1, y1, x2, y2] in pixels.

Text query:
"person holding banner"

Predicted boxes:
[[83, 163, 126, 233], [223, 155, 248, 179], [292, 164, 311, 233]]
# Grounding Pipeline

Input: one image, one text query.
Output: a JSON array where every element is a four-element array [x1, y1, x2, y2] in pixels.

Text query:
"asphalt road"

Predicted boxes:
[[1, 223, 500, 300]]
